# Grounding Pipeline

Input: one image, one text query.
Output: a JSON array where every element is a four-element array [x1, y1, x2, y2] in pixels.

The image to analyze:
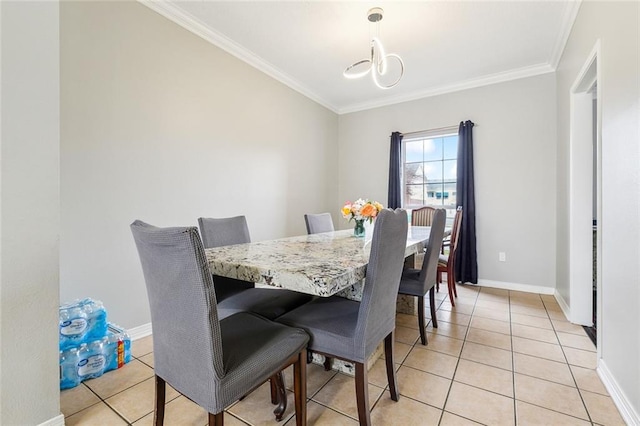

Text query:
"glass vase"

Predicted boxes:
[[353, 219, 366, 238]]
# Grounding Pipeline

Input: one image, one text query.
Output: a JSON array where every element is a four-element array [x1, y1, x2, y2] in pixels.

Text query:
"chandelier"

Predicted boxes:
[[343, 7, 404, 89]]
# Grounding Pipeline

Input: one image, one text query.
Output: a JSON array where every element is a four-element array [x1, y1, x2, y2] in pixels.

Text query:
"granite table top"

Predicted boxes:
[[205, 226, 432, 298]]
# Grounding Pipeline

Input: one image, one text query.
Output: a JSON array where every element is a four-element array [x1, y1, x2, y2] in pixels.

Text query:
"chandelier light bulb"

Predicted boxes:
[[343, 8, 404, 89]]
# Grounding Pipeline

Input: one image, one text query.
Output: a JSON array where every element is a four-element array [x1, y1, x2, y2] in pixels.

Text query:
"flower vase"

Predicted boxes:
[[353, 219, 366, 238]]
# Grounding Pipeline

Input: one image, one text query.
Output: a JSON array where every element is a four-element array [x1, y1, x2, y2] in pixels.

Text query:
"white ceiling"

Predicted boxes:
[[142, 1, 581, 114]]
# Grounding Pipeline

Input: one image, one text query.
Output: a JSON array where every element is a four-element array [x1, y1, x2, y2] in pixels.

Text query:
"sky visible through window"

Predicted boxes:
[[404, 134, 458, 208]]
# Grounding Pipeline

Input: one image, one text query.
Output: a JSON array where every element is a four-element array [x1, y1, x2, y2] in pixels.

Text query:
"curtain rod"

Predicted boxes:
[[401, 122, 476, 138]]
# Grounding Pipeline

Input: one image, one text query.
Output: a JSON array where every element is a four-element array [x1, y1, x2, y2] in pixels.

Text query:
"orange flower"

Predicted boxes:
[[360, 203, 376, 218]]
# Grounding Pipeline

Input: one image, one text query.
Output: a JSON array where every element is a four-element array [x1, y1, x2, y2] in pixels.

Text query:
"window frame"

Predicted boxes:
[[401, 127, 459, 211]]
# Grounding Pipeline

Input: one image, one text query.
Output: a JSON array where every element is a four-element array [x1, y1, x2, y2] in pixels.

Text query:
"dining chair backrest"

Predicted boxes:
[[355, 209, 408, 360], [304, 213, 334, 234], [130, 221, 224, 404], [418, 209, 447, 287], [411, 206, 437, 226], [450, 207, 463, 256], [198, 216, 251, 248]]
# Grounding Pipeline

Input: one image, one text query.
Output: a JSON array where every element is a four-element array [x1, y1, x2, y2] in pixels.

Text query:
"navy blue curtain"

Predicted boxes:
[[455, 121, 478, 284], [388, 131, 403, 209]]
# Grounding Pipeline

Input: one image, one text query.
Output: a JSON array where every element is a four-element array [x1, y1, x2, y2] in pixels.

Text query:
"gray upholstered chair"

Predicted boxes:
[[198, 216, 314, 321], [398, 208, 447, 345], [304, 213, 334, 234], [198, 216, 314, 420], [277, 209, 408, 426], [130, 221, 309, 426], [197, 216, 254, 301]]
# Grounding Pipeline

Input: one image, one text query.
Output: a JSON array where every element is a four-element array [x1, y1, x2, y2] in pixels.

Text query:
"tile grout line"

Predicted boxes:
[[545, 300, 596, 425], [509, 290, 517, 426], [436, 283, 479, 425]]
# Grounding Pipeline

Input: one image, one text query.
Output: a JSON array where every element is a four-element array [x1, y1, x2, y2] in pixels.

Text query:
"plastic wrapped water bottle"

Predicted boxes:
[[59, 304, 89, 350], [82, 299, 107, 341], [59, 299, 108, 350], [76, 339, 108, 381], [59, 347, 81, 390]]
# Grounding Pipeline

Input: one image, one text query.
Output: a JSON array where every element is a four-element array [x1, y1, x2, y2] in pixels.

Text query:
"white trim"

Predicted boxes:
[[549, 0, 583, 69], [568, 40, 600, 326], [128, 322, 153, 340], [597, 360, 640, 425], [137, 0, 339, 114], [38, 414, 65, 426], [554, 289, 572, 321], [338, 63, 554, 114], [136, 0, 559, 116], [476, 279, 555, 295]]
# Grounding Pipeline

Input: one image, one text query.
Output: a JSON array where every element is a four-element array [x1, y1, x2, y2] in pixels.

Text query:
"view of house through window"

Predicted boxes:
[[403, 132, 458, 214]]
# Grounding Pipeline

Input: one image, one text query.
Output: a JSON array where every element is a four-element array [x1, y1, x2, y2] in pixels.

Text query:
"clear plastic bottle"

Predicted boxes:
[[59, 347, 81, 390], [59, 304, 89, 350], [76, 340, 107, 381], [83, 299, 107, 341]]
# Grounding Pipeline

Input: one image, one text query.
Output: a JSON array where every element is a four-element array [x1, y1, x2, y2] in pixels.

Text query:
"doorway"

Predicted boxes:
[[568, 41, 601, 349]]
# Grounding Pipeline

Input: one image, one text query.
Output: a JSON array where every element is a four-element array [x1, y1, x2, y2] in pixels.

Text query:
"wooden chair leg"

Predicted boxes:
[[154, 375, 166, 426], [293, 349, 307, 426], [447, 264, 456, 306], [272, 371, 287, 421], [451, 258, 458, 297], [436, 271, 441, 292], [429, 287, 438, 329], [208, 412, 223, 426], [417, 296, 427, 345], [355, 363, 372, 426], [384, 332, 399, 401]]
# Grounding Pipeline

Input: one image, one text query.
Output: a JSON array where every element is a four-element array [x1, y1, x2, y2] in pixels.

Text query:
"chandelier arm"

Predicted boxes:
[[371, 54, 404, 89], [371, 37, 388, 75], [344, 59, 373, 79]]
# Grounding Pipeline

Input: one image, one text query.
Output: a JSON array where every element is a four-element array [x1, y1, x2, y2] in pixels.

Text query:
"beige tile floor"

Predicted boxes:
[[61, 285, 627, 425]]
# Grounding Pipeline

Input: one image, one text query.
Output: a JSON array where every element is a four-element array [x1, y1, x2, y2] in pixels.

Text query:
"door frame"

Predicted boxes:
[[568, 40, 601, 344]]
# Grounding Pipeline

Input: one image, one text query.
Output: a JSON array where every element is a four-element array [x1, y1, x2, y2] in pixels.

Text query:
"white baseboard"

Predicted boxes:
[[127, 322, 152, 340], [554, 290, 572, 322], [597, 359, 640, 425], [38, 414, 64, 426], [475, 279, 555, 295]]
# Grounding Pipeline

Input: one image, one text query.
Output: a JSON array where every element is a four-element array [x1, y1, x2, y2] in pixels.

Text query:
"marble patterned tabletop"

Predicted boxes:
[[205, 226, 432, 298]]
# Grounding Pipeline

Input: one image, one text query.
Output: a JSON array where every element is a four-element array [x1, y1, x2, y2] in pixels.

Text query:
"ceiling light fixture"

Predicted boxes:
[[344, 7, 404, 90]]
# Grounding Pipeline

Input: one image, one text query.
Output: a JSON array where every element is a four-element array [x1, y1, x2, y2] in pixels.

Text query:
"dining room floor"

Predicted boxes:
[[61, 285, 626, 425]]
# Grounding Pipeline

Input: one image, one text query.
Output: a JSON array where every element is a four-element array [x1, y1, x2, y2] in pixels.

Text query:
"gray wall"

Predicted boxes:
[[0, 2, 61, 424], [555, 0, 639, 417], [338, 74, 557, 290], [60, 1, 339, 329]]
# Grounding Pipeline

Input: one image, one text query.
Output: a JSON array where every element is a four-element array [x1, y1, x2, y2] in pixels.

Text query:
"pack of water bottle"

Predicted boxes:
[[59, 299, 132, 390], [59, 298, 108, 350]]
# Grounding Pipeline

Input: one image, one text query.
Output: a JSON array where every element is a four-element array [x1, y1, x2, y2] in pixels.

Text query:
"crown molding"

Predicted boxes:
[[138, 0, 571, 116], [549, 0, 582, 69], [138, 0, 340, 114], [338, 63, 555, 114]]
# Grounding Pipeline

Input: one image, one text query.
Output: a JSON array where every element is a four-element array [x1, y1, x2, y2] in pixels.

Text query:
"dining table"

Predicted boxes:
[[204, 225, 432, 374], [205, 225, 432, 302]]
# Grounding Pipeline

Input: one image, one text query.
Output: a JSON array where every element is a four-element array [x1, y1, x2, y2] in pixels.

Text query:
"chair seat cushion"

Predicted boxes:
[[218, 287, 314, 320], [401, 268, 420, 281], [438, 255, 448, 267], [218, 312, 309, 409], [276, 296, 365, 362], [398, 268, 437, 297]]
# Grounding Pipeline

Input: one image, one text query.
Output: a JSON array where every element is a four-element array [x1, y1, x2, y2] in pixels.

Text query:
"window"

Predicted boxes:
[[403, 132, 458, 210]]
